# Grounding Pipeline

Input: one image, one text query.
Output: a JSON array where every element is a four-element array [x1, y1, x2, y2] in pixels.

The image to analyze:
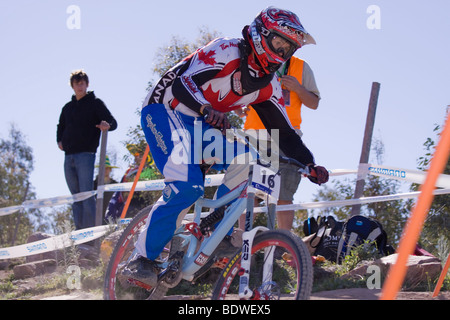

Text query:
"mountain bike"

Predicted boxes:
[[103, 134, 314, 300]]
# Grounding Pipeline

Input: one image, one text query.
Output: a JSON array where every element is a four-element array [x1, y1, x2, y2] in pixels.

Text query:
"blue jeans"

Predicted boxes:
[[64, 152, 96, 230]]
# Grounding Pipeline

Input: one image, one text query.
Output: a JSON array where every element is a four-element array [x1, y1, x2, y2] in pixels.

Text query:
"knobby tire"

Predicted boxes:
[[212, 229, 313, 300]]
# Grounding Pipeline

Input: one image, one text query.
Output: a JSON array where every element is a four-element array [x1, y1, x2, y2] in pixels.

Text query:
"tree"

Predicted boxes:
[[0, 124, 45, 245], [147, 26, 243, 128], [411, 108, 450, 252], [151, 26, 222, 79]]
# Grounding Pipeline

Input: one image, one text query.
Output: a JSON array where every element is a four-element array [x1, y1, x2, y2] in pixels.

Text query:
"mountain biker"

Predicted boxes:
[[124, 6, 329, 287]]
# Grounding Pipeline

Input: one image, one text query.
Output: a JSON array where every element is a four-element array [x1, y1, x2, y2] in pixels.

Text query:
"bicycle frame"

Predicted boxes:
[[174, 159, 281, 299]]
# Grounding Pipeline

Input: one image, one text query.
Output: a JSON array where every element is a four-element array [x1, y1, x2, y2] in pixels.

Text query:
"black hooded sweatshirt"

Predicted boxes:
[[57, 91, 117, 155]]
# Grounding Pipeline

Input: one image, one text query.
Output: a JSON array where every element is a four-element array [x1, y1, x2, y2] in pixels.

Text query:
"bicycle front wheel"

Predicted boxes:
[[212, 229, 313, 300]]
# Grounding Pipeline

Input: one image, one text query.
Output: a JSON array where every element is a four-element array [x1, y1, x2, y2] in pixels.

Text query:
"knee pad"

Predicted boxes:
[[162, 180, 204, 205]]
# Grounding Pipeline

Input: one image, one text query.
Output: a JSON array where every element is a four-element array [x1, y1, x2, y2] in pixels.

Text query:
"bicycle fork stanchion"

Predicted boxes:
[[261, 193, 278, 293], [239, 225, 269, 299], [238, 161, 280, 300], [267, 203, 277, 230]]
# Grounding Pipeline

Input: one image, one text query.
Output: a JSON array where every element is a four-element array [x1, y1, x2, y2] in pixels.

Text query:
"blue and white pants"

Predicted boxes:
[[135, 104, 255, 260]]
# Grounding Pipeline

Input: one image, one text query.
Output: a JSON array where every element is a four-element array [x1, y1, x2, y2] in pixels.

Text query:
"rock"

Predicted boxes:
[[313, 263, 339, 282], [343, 254, 442, 290], [0, 261, 10, 270], [13, 263, 36, 279], [77, 244, 99, 261], [13, 259, 57, 279]]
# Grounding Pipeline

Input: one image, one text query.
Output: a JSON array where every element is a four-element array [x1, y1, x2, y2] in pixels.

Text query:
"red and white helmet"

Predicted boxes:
[[246, 6, 316, 73]]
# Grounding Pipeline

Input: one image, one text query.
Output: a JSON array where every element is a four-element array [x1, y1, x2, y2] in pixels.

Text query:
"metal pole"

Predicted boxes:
[[350, 82, 380, 217], [95, 130, 108, 227]]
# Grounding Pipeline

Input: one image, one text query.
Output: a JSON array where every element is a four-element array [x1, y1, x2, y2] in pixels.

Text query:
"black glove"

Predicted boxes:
[[202, 105, 231, 133], [307, 164, 329, 185]]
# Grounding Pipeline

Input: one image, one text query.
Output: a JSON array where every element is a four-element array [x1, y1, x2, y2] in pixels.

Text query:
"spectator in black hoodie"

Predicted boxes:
[[57, 70, 117, 230]]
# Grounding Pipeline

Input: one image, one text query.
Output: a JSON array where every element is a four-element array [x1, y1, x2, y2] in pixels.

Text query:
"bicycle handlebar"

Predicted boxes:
[[231, 127, 311, 176]]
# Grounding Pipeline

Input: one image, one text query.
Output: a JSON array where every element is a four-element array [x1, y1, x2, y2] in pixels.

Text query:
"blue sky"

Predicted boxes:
[[0, 0, 449, 207]]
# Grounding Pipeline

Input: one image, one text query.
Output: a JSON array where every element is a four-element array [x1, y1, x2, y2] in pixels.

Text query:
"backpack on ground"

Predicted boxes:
[[336, 215, 394, 263], [303, 216, 344, 262]]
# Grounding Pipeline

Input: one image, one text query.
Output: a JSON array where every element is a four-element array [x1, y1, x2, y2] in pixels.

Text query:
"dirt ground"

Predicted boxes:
[[311, 288, 450, 300], [35, 288, 450, 300], [2, 269, 448, 301]]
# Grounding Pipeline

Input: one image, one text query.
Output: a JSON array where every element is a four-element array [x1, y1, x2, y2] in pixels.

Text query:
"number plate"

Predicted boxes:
[[250, 163, 280, 199]]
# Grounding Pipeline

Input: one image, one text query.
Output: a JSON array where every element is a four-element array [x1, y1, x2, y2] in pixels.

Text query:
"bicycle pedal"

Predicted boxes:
[[157, 251, 184, 288], [281, 252, 296, 268], [281, 252, 293, 261], [212, 257, 229, 269]]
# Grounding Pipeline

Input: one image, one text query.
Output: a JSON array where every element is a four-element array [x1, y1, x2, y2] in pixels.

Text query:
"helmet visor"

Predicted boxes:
[[266, 31, 300, 61]]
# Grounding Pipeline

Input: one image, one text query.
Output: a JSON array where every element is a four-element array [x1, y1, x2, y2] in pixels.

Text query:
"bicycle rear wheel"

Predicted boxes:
[[103, 205, 170, 300], [212, 229, 313, 300]]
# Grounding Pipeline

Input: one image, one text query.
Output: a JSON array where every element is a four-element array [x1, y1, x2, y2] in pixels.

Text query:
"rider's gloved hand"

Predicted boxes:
[[201, 105, 231, 133], [307, 164, 329, 185]]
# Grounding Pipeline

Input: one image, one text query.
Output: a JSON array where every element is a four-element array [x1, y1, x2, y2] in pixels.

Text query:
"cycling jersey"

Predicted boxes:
[[143, 37, 315, 166]]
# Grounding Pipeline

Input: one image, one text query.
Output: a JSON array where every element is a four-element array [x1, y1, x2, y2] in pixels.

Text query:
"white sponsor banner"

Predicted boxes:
[[365, 164, 450, 188], [0, 225, 110, 260]]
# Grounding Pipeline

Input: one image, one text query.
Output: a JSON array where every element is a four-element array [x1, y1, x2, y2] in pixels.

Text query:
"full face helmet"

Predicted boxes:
[[246, 6, 316, 74]]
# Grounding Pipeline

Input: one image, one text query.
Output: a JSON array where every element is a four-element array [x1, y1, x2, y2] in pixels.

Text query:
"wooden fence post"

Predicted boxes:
[[351, 82, 380, 216]]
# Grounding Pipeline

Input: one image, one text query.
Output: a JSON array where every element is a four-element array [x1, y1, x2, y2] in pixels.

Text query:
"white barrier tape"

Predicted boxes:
[[100, 170, 355, 192], [253, 188, 450, 213], [0, 175, 225, 216], [329, 169, 358, 176], [0, 191, 97, 216], [100, 173, 226, 192], [22, 191, 97, 210], [0, 205, 22, 217], [0, 170, 355, 216], [1, 165, 449, 216], [366, 164, 450, 188], [0, 225, 110, 260]]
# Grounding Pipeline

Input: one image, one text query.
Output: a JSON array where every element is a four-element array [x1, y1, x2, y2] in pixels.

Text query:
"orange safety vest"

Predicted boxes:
[[244, 57, 304, 130]]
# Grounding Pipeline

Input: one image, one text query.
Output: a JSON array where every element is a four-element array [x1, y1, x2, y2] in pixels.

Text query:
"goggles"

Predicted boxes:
[[266, 31, 301, 61]]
